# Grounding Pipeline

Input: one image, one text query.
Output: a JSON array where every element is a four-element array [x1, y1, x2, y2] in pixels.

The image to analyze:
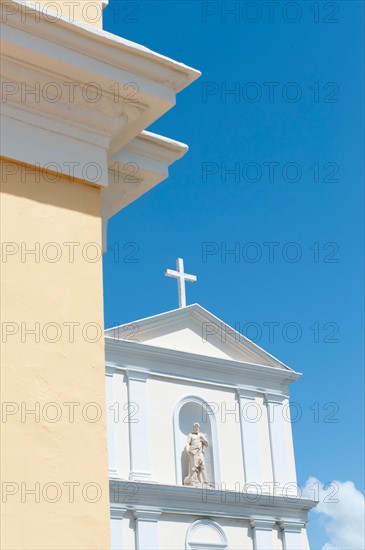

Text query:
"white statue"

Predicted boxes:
[[183, 422, 209, 487]]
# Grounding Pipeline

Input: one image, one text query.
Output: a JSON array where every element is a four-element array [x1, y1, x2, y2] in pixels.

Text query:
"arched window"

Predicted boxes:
[[186, 519, 228, 550], [173, 396, 220, 486]]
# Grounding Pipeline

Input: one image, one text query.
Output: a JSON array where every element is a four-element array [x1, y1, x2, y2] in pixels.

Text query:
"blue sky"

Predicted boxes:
[[102, 2, 364, 548]]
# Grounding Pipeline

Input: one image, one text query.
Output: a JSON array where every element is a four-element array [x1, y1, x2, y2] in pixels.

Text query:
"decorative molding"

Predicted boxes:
[[279, 521, 305, 533], [264, 392, 287, 405], [105, 365, 116, 377], [110, 505, 128, 520], [110, 504, 128, 550], [106, 359, 291, 400], [105, 304, 298, 374], [279, 520, 305, 550], [132, 508, 161, 550], [249, 519, 276, 530], [110, 480, 316, 522], [186, 519, 228, 550], [2, 1, 200, 94], [105, 338, 297, 395], [126, 370, 150, 382], [236, 388, 258, 400], [132, 508, 162, 521], [128, 470, 152, 482], [250, 518, 276, 550], [1, 0, 200, 191]]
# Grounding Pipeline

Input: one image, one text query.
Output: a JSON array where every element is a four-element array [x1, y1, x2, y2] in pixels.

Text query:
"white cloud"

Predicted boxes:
[[303, 477, 365, 550]]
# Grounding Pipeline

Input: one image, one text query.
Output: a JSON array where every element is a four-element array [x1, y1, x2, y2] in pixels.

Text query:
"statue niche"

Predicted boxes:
[[175, 397, 217, 486], [184, 422, 210, 487]]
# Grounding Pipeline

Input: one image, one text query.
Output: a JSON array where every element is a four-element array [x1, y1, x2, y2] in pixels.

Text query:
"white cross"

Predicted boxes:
[[164, 258, 197, 308]]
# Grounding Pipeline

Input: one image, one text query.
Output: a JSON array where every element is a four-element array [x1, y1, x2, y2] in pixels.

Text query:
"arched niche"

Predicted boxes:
[[173, 396, 220, 486], [186, 519, 228, 550]]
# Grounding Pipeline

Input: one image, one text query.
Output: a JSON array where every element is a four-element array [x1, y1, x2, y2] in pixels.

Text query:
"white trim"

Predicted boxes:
[[106, 358, 290, 399], [250, 519, 276, 550], [106, 370, 120, 478], [1, 0, 200, 191], [186, 519, 228, 550], [279, 521, 305, 533], [133, 508, 161, 550], [237, 389, 263, 485], [105, 338, 297, 395], [126, 371, 152, 481], [105, 304, 298, 373], [110, 505, 127, 550], [279, 521, 305, 550], [3, 1, 201, 93], [265, 394, 295, 488], [173, 395, 221, 486], [109, 480, 316, 521]]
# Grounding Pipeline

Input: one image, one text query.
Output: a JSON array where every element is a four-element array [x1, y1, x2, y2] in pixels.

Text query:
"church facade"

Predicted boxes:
[[105, 304, 316, 550], [1, 2, 316, 548]]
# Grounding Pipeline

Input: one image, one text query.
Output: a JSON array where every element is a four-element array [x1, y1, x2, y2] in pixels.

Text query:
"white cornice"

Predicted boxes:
[[105, 338, 299, 394], [121, 131, 189, 165], [109, 480, 317, 521], [1, 0, 200, 189], [3, 1, 200, 93], [105, 338, 297, 380]]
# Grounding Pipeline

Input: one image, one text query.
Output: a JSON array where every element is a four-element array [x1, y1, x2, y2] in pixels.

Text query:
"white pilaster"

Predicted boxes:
[[279, 521, 305, 550], [110, 505, 127, 550], [265, 393, 292, 488], [250, 519, 276, 550], [126, 371, 151, 481], [237, 389, 263, 485], [133, 508, 161, 550], [106, 368, 119, 478]]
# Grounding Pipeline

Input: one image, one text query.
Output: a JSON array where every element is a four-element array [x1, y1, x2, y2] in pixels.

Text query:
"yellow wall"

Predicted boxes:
[[36, 0, 104, 28], [1, 158, 110, 549]]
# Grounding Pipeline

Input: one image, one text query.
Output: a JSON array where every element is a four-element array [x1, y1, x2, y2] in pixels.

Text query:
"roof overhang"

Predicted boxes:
[[0, 0, 200, 225]]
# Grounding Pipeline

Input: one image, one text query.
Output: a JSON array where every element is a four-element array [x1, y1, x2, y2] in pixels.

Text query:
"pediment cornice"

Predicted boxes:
[[105, 304, 299, 376]]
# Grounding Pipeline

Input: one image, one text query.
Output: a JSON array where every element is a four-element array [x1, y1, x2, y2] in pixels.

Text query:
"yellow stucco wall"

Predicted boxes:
[[1, 158, 110, 549], [36, 0, 104, 28]]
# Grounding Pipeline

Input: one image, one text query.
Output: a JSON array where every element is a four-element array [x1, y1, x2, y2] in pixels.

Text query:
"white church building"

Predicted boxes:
[[104, 260, 316, 550]]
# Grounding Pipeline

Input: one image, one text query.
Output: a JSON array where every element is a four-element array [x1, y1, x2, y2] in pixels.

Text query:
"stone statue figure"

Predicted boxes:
[[183, 422, 209, 487]]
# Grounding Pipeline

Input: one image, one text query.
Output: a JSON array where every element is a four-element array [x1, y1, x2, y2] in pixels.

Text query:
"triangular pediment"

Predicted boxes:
[[105, 304, 294, 371]]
